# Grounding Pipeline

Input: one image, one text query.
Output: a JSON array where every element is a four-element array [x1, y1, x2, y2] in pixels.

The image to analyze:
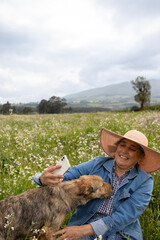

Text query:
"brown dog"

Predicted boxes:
[[0, 175, 112, 240]]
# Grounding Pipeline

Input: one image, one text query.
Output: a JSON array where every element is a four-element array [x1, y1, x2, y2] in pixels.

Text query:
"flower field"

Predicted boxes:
[[0, 111, 160, 239]]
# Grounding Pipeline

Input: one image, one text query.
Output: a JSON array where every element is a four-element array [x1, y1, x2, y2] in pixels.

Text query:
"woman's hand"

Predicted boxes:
[[53, 225, 94, 240], [40, 163, 64, 186]]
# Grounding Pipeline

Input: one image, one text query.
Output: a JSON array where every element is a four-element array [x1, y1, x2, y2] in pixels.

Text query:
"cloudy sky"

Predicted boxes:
[[0, 0, 160, 103]]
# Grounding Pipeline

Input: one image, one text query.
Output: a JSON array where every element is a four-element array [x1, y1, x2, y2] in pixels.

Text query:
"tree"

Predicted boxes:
[[0, 102, 17, 114], [1, 101, 11, 114], [48, 96, 67, 113], [38, 96, 67, 114], [23, 107, 34, 114], [38, 99, 48, 114], [131, 76, 151, 110]]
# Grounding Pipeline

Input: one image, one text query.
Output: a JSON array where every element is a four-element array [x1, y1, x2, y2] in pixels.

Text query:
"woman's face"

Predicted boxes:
[[115, 138, 142, 173]]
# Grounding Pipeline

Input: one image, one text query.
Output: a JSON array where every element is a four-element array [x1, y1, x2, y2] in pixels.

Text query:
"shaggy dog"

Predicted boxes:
[[0, 175, 112, 240]]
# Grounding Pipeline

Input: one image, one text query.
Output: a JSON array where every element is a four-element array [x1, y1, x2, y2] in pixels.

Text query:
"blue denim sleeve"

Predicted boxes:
[[90, 219, 109, 236], [32, 172, 43, 186]]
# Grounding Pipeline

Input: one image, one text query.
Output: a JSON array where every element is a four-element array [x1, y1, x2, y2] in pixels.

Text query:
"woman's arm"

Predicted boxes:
[[33, 156, 101, 186]]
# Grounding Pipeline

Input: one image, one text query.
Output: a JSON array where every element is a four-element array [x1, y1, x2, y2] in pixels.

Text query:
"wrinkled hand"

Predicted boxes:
[[53, 225, 94, 240], [40, 163, 64, 186]]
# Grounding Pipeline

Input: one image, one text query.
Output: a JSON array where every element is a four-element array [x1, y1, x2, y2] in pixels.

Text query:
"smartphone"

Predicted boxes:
[[53, 155, 71, 175]]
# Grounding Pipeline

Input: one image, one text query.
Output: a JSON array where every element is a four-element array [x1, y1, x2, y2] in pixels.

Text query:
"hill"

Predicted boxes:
[[64, 79, 160, 110]]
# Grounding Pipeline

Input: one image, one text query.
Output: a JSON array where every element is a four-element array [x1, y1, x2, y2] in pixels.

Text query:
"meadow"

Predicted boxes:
[[0, 111, 160, 240]]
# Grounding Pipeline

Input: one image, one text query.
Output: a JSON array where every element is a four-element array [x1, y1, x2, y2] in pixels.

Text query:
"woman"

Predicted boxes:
[[33, 128, 160, 240]]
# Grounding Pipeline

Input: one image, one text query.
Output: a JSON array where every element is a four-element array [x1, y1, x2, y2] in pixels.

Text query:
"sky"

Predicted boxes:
[[0, 0, 160, 104]]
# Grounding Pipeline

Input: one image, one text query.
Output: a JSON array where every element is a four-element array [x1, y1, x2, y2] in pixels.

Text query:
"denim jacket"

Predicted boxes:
[[33, 156, 153, 240]]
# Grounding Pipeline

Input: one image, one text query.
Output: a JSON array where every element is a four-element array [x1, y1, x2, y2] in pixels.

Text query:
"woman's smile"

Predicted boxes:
[[119, 154, 129, 160]]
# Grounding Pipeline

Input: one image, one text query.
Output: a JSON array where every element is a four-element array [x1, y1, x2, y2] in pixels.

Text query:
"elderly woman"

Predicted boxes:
[[33, 129, 160, 240]]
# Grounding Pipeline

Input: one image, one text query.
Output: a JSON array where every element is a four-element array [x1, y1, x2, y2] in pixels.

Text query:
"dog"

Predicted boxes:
[[0, 175, 112, 240]]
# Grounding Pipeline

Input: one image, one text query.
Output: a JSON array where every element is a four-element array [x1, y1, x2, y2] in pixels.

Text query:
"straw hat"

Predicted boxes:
[[100, 128, 160, 173]]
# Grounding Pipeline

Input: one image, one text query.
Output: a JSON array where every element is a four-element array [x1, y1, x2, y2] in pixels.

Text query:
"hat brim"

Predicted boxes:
[[100, 128, 160, 173]]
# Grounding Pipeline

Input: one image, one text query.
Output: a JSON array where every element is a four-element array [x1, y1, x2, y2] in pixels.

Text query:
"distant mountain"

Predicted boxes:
[[65, 79, 160, 110]]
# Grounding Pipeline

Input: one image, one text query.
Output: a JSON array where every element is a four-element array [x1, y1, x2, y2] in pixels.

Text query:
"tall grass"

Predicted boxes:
[[0, 111, 160, 239]]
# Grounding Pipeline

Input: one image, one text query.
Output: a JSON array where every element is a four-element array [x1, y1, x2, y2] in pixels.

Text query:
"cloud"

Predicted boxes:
[[0, 0, 160, 103]]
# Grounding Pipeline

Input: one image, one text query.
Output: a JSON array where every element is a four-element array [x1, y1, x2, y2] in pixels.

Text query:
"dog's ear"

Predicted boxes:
[[77, 184, 93, 196]]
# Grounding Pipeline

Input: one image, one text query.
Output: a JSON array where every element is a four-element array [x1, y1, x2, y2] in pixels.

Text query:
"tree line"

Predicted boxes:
[[0, 96, 69, 115], [0, 76, 153, 115]]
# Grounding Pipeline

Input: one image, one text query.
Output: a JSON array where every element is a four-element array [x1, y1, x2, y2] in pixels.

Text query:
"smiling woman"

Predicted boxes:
[[33, 127, 160, 240]]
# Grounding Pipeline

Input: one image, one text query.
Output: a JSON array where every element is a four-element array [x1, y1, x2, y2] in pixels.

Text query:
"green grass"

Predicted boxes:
[[0, 112, 160, 239]]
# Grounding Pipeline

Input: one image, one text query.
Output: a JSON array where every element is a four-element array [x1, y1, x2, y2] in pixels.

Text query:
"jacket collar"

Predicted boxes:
[[103, 157, 139, 179], [128, 163, 139, 179], [103, 157, 114, 173]]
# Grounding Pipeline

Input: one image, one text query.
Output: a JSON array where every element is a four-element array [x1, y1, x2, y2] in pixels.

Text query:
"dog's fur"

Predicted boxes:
[[0, 175, 112, 240]]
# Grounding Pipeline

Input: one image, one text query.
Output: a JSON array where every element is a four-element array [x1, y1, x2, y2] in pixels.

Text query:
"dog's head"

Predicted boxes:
[[76, 175, 112, 200]]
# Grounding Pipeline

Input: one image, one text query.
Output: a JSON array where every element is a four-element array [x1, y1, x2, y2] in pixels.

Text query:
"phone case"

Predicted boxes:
[[53, 155, 71, 175]]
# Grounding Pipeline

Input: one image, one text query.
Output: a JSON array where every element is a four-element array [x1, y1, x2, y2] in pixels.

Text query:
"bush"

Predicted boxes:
[[130, 105, 140, 111]]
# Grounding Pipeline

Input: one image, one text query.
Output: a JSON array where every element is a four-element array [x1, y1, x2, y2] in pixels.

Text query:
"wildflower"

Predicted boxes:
[[32, 236, 38, 240], [94, 235, 102, 240], [32, 229, 40, 234]]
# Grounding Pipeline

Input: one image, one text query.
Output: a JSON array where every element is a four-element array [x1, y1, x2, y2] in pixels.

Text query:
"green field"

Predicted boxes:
[[0, 112, 160, 239]]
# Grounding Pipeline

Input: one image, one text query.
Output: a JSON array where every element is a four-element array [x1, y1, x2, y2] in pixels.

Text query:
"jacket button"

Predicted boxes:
[[91, 211, 94, 214]]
